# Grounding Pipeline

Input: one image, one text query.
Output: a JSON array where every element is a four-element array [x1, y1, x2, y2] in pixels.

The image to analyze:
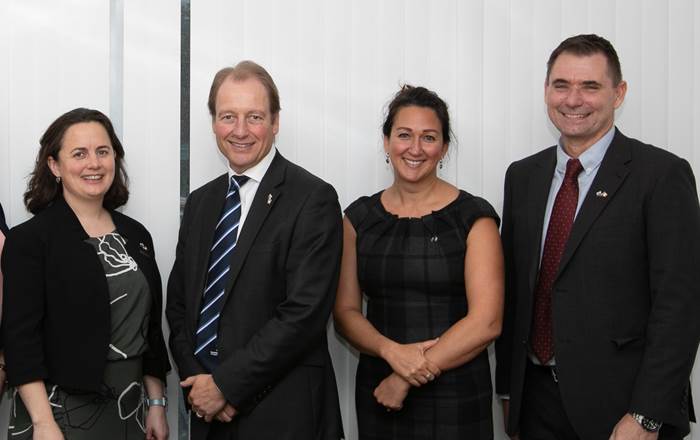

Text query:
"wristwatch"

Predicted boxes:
[[630, 412, 662, 432], [145, 396, 168, 408]]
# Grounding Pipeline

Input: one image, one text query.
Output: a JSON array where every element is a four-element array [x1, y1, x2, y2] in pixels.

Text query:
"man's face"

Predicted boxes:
[[545, 52, 626, 155], [212, 77, 279, 173]]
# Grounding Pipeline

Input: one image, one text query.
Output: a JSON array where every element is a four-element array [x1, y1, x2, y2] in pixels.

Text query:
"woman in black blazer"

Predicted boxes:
[[1, 108, 170, 440]]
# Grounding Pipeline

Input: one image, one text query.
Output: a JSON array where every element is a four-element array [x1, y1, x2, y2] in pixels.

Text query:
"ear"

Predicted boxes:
[[613, 80, 627, 109], [47, 156, 60, 178], [272, 113, 280, 135], [383, 136, 390, 154]]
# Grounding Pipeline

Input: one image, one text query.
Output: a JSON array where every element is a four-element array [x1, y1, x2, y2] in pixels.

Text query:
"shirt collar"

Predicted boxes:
[[556, 125, 615, 176], [227, 147, 276, 183]]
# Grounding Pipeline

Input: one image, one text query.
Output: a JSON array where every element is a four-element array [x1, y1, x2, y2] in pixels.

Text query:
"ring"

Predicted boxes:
[[426, 373, 434, 381], [195, 412, 203, 418], [386, 408, 391, 412]]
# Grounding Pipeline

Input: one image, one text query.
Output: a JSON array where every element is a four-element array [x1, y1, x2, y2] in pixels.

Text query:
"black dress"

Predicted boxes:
[[345, 190, 499, 440]]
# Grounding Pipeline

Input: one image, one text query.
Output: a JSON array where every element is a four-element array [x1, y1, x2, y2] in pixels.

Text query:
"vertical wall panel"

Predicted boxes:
[[122, 0, 181, 433], [667, 0, 694, 160], [614, 0, 643, 135]]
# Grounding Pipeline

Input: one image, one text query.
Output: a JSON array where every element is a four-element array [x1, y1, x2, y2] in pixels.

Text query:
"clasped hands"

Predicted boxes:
[[181, 374, 237, 423], [375, 338, 441, 411]]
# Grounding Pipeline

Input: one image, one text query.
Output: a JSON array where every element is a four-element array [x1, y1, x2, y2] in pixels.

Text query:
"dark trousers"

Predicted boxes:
[[519, 361, 579, 440]]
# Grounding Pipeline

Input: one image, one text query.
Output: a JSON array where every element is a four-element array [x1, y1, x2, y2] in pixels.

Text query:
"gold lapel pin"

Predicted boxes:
[[267, 194, 273, 205], [595, 190, 608, 198]]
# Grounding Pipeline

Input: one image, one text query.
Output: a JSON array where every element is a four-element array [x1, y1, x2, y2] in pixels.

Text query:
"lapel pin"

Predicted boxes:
[[267, 193, 273, 205], [595, 190, 608, 198], [139, 242, 148, 251]]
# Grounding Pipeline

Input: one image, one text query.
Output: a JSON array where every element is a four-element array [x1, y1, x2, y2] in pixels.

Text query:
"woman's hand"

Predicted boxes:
[[374, 372, 411, 411], [381, 338, 441, 387], [32, 420, 64, 440], [145, 405, 169, 440]]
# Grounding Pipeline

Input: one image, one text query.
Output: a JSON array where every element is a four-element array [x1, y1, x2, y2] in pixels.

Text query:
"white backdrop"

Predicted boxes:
[[0, 1, 698, 439]]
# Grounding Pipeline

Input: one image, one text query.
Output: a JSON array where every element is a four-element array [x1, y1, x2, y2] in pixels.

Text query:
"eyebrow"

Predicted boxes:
[[395, 127, 439, 133], [550, 78, 602, 87]]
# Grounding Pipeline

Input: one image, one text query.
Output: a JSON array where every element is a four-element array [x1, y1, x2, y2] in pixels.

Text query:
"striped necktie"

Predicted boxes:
[[194, 174, 249, 371]]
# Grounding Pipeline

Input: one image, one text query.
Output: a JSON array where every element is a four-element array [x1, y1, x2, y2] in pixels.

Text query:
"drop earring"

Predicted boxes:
[[439, 159, 444, 170], [56, 176, 62, 183], [385, 153, 390, 164]]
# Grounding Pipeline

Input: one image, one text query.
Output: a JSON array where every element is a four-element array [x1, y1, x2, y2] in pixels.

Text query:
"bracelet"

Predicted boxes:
[[144, 397, 167, 408]]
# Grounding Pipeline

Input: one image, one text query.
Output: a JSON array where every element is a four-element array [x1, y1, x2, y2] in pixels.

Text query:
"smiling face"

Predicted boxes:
[[212, 77, 279, 173], [384, 105, 447, 184], [545, 52, 627, 155], [47, 122, 116, 207]]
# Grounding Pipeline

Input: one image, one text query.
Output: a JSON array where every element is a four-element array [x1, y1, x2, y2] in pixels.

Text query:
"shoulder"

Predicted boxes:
[[283, 158, 336, 194], [344, 192, 382, 230], [506, 146, 557, 178], [450, 190, 500, 229]]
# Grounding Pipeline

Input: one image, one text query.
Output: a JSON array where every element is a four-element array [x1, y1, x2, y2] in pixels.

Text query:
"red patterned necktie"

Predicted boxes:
[[531, 158, 583, 364]]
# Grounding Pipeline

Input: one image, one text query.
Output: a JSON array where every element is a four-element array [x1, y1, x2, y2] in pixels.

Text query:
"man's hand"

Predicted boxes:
[[181, 374, 227, 422], [373, 372, 410, 411], [215, 403, 238, 422], [382, 338, 441, 387], [609, 414, 659, 440]]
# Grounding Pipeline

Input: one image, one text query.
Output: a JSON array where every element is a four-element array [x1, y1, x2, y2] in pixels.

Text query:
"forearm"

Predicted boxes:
[[143, 374, 165, 399], [18, 380, 55, 425], [334, 308, 397, 359], [425, 313, 501, 371]]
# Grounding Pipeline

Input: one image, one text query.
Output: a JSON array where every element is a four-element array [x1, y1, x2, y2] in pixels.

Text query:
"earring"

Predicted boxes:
[[385, 153, 390, 164], [56, 176, 61, 183], [439, 159, 444, 170]]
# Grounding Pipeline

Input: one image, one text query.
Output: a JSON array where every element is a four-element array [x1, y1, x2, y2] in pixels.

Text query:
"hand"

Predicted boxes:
[[500, 399, 520, 439], [609, 414, 659, 440], [215, 403, 238, 422], [181, 374, 226, 422], [145, 405, 169, 440], [382, 338, 441, 387], [373, 372, 410, 411], [32, 420, 64, 440]]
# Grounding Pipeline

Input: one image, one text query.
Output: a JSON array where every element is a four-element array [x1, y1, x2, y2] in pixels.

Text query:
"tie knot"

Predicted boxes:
[[565, 159, 583, 180], [230, 175, 250, 190]]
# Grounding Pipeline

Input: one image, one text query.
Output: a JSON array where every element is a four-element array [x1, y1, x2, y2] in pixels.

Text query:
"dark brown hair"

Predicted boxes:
[[546, 34, 623, 86], [382, 84, 452, 144], [207, 60, 281, 121], [24, 108, 129, 214]]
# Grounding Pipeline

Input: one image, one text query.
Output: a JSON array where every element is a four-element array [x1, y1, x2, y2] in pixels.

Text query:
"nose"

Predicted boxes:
[[232, 119, 248, 137], [87, 152, 100, 168], [408, 137, 421, 155], [564, 87, 584, 107]]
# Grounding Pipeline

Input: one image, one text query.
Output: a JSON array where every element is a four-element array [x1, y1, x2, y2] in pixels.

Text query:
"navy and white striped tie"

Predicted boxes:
[[194, 174, 249, 371]]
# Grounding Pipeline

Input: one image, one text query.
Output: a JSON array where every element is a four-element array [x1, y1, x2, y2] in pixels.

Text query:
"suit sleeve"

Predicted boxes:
[[212, 183, 342, 409], [495, 163, 516, 396], [1, 225, 49, 385], [166, 195, 207, 380], [629, 158, 700, 427]]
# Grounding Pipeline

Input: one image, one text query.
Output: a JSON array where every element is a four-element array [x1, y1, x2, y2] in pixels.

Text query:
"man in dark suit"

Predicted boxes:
[[496, 34, 700, 440], [166, 61, 344, 439]]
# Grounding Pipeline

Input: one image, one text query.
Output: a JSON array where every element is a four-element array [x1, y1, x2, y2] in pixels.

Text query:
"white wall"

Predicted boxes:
[[0, 1, 698, 439]]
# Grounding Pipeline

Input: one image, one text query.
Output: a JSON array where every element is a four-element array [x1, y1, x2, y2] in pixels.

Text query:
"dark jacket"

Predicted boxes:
[[0, 203, 8, 235], [1, 197, 170, 390]]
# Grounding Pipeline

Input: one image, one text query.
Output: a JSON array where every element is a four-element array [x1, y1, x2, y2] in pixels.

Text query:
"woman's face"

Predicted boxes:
[[384, 105, 447, 184], [48, 122, 116, 206]]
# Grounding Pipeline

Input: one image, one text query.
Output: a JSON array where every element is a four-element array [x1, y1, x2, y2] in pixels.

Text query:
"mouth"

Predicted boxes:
[[560, 111, 591, 120], [227, 140, 255, 149], [81, 174, 104, 182], [402, 158, 425, 168]]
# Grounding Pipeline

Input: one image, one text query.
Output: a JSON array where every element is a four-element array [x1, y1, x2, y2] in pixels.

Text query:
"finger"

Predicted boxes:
[[421, 338, 440, 351], [204, 414, 214, 423], [426, 361, 441, 377], [408, 377, 422, 387], [218, 412, 232, 422], [180, 376, 196, 387], [223, 406, 236, 418]]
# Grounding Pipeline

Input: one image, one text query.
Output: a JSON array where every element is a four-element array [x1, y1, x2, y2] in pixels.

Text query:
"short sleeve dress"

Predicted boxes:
[[345, 190, 500, 440]]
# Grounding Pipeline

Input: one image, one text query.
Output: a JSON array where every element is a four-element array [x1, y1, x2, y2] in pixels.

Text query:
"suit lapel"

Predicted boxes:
[[556, 130, 631, 278], [527, 148, 557, 293], [193, 174, 229, 314], [222, 152, 286, 301]]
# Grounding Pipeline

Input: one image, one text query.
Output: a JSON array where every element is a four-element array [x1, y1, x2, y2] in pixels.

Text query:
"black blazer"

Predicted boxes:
[[1, 197, 170, 390], [167, 152, 344, 440], [495, 129, 700, 439]]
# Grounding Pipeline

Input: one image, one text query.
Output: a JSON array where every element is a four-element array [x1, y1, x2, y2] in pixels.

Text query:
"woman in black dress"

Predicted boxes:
[[2, 108, 170, 439], [0, 202, 7, 396], [334, 85, 504, 439]]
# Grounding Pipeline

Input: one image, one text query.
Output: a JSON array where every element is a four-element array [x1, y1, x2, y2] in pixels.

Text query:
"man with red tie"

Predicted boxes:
[[496, 34, 700, 440]]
